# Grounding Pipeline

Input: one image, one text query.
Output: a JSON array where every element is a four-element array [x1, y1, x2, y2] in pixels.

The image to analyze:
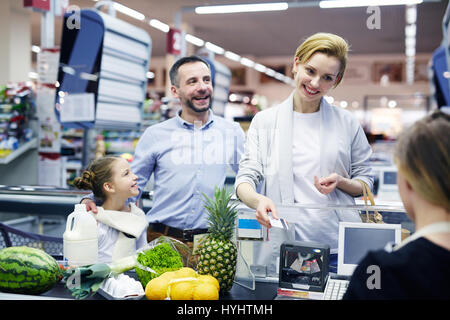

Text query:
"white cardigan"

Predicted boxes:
[[235, 91, 374, 221]]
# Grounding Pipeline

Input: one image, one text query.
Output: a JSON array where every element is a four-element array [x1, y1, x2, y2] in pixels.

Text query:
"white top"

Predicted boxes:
[[96, 204, 148, 263], [97, 223, 147, 263], [292, 111, 340, 252], [292, 110, 329, 205]]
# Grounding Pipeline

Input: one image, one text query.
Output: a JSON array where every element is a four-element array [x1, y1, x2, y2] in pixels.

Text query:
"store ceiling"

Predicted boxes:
[[31, 0, 448, 58]]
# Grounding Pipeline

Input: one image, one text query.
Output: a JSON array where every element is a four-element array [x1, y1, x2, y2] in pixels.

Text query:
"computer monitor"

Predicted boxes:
[[337, 222, 402, 276], [373, 166, 401, 201], [376, 166, 398, 191]]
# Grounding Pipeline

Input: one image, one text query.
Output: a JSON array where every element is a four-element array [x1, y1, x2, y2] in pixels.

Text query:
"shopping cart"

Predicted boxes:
[[0, 221, 63, 260]]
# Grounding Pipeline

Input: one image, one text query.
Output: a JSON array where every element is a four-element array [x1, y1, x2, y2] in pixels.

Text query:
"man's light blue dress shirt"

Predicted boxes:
[[131, 110, 245, 230]]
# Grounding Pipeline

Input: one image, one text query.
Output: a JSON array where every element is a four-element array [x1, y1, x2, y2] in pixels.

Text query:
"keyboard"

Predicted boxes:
[[323, 278, 349, 300]]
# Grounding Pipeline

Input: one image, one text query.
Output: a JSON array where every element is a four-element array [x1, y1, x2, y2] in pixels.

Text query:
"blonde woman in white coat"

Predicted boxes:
[[235, 33, 373, 269]]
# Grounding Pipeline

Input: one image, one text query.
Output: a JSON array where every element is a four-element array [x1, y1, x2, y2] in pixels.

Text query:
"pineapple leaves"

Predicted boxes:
[[202, 187, 238, 241]]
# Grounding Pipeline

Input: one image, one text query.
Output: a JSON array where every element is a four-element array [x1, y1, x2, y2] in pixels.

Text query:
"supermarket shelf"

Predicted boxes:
[[0, 138, 37, 165]]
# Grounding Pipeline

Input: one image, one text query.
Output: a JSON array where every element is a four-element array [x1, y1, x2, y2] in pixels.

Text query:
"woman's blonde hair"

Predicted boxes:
[[394, 110, 450, 212], [293, 32, 349, 87], [73, 156, 119, 200]]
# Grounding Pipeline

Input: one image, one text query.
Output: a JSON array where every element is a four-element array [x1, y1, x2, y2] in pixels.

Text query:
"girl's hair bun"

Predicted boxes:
[[73, 170, 95, 191]]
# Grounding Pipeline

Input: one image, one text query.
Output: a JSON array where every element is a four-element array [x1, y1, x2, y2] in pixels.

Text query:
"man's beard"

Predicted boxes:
[[185, 96, 212, 113]]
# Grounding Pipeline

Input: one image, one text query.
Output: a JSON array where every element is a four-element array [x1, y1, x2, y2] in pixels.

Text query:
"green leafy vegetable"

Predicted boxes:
[[135, 242, 183, 287], [63, 255, 138, 299]]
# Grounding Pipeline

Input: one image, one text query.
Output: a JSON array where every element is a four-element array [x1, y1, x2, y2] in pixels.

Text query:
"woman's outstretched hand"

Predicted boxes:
[[255, 196, 279, 228]]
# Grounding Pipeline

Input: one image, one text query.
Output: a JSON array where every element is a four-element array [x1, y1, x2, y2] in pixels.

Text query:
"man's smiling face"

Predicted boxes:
[[172, 61, 213, 113]]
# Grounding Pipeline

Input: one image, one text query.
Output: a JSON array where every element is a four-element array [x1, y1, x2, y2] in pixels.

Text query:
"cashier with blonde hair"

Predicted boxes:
[[235, 33, 373, 272], [344, 110, 450, 299]]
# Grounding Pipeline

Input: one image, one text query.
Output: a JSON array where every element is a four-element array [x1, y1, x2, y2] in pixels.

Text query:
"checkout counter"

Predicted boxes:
[[0, 272, 278, 300], [0, 186, 278, 300], [0, 186, 414, 300]]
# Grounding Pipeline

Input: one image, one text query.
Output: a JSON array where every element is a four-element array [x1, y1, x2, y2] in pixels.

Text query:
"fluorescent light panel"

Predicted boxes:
[[113, 2, 145, 21], [265, 68, 276, 77], [320, 0, 423, 8], [405, 6, 417, 23], [240, 57, 255, 68], [205, 42, 225, 55], [275, 73, 284, 80], [185, 34, 205, 47], [405, 46, 416, 57], [224, 51, 241, 62], [195, 2, 288, 14], [149, 19, 170, 33], [254, 63, 267, 73], [405, 24, 416, 37]]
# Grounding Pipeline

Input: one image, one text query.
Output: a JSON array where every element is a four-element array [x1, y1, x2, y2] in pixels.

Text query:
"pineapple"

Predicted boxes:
[[197, 187, 238, 293]]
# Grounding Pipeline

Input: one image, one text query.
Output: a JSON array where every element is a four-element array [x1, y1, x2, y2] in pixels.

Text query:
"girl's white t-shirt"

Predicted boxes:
[[96, 204, 148, 264], [97, 223, 147, 264]]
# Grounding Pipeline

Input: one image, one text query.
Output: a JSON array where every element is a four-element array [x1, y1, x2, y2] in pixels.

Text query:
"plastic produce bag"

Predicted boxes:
[[135, 236, 192, 287]]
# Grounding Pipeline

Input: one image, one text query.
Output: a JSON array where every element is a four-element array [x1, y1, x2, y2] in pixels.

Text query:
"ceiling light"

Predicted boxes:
[[405, 24, 416, 37], [405, 37, 416, 48], [31, 45, 41, 53], [146, 71, 155, 79], [185, 34, 204, 47], [149, 19, 170, 33], [405, 46, 416, 57], [240, 57, 255, 68], [319, 0, 423, 8], [388, 100, 398, 108], [265, 68, 276, 77], [285, 77, 295, 86], [254, 63, 267, 73], [205, 42, 225, 55], [405, 5, 417, 24], [113, 2, 145, 21], [195, 2, 288, 14], [274, 72, 284, 81], [224, 51, 241, 62]]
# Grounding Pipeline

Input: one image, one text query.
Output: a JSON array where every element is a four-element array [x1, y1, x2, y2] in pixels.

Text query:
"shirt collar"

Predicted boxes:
[[175, 108, 215, 129]]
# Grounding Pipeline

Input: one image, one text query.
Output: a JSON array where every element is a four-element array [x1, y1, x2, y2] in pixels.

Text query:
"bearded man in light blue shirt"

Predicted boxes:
[[83, 55, 245, 243]]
